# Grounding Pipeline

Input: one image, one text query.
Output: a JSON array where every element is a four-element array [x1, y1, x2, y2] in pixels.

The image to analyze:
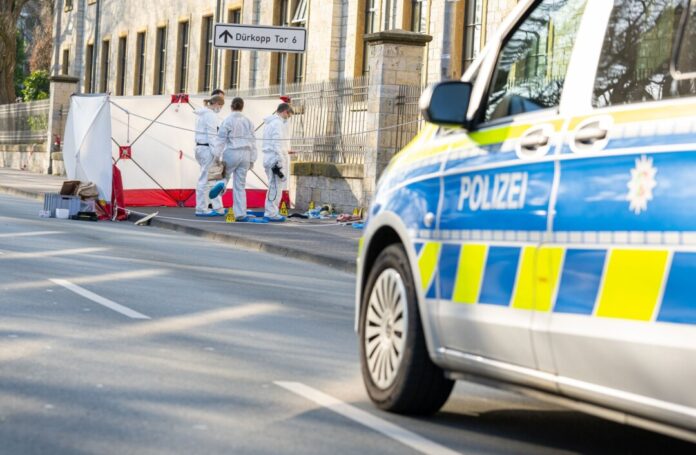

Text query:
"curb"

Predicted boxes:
[[0, 185, 357, 274], [146, 217, 357, 274], [0, 186, 46, 203]]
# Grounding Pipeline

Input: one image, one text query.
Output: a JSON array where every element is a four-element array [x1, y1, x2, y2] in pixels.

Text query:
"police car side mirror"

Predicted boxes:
[[419, 81, 473, 128]]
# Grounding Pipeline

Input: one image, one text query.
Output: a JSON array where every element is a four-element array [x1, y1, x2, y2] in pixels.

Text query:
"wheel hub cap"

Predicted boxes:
[[364, 268, 408, 390]]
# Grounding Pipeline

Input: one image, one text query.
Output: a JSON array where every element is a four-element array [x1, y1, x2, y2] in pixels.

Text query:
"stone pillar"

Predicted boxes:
[[46, 75, 79, 175], [363, 30, 431, 206]]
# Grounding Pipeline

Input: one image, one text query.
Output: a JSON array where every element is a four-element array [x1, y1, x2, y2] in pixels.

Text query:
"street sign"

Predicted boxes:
[[214, 24, 306, 53]]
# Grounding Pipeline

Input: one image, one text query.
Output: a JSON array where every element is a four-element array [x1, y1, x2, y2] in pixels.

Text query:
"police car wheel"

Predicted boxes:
[[359, 244, 454, 414]]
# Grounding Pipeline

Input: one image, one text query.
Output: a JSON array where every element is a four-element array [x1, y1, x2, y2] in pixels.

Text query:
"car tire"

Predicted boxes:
[[359, 243, 454, 415]]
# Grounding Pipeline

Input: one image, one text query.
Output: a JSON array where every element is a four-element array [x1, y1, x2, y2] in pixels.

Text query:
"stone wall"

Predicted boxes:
[[290, 163, 364, 213], [0, 144, 48, 173]]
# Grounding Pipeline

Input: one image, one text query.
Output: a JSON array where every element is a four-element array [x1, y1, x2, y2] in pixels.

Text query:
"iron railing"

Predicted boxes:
[[230, 77, 369, 165], [395, 84, 424, 151], [0, 100, 49, 145], [229, 77, 424, 165]]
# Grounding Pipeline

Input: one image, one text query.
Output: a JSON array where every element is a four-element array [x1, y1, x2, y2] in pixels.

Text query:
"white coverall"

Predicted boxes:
[[262, 114, 289, 218], [194, 107, 223, 214], [217, 111, 257, 218]]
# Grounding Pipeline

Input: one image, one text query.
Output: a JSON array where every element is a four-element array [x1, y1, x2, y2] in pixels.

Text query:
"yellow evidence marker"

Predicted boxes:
[[280, 201, 289, 216], [225, 207, 235, 223]]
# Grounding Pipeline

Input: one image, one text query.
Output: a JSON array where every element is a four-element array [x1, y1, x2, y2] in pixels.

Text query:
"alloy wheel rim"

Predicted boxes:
[[364, 268, 408, 390]]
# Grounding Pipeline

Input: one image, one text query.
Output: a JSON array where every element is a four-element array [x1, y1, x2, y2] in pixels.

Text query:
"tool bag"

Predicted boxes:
[[208, 158, 225, 181]]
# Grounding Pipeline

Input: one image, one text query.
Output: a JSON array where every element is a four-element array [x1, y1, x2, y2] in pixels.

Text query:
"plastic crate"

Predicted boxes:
[[79, 199, 96, 213], [43, 193, 81, 218]]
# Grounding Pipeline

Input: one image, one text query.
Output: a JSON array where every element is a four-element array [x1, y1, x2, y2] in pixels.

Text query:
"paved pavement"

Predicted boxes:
[[3, 193, 693, 454], [0, 168, 361, 273]]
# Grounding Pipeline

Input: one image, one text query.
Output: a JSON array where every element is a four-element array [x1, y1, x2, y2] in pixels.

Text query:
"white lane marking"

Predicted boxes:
[[0, 231, 63, 238], [275, 382, 460, 455], [0, 247, 108, 260], [49, 278, 151, 320]]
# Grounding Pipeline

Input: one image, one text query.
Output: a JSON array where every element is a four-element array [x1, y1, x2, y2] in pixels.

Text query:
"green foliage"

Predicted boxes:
[[14, 32, 27, 97], [27, 114, 48, 132], [21, 70, 49, 101]]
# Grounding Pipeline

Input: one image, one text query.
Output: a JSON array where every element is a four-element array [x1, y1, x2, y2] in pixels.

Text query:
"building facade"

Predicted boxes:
[[52, 0, 519, 95]]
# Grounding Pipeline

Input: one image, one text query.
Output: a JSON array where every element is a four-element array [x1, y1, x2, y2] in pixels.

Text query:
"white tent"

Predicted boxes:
[[109, 95, 280, 207], [62, 94, 113, 202]]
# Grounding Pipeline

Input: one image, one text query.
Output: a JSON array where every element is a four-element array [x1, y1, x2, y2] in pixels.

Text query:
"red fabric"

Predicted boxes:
[[123, 188, 271, 208], [94, 165, 127, 220], [112, 165, 128, 220]]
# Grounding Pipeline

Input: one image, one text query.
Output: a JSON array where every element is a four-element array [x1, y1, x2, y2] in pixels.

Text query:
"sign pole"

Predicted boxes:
[[280, 52, 287, 96]]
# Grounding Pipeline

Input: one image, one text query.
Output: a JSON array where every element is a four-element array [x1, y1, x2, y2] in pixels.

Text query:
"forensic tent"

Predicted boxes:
[[110, 94, 281, 208], [62, 94, 113, 203]]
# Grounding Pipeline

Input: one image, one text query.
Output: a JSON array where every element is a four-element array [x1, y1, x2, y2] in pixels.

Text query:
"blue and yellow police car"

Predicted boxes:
[[356, 0, 696, 442]]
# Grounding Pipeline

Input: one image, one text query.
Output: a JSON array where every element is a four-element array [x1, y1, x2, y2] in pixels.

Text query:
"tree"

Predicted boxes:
[[0, 0, 32, 104], [28, 0, 53, 72], [14, 30, 26, 98], [21, 69, 49, 101]]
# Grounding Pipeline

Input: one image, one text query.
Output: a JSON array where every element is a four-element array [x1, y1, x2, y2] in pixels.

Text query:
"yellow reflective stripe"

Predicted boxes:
[[357, 237, 364, 257], [418, 242, 441, 292], [469, 119, 565, 146], [511, 246, 564, 311], [536, 247, 564, 312], [452, 244, 487, 304], [511, 246, 536, 310], [596, 249, 669, 321], [469, 125, 523, 145]]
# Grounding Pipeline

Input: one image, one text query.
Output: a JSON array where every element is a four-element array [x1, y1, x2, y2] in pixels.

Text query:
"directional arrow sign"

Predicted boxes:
[[214, 24, 306, 53]]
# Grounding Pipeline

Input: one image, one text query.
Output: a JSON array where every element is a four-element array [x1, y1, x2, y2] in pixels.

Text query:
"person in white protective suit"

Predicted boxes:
[[262, 103, 293, 221], [194, 95, 225, 216], [215, 97, 257, 222]]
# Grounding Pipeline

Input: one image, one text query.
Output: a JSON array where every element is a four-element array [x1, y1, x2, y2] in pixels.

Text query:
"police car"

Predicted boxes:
[[356, 0, 696, 442]]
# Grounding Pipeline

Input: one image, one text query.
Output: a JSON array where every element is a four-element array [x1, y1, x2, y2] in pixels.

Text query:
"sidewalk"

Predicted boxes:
[[0, 168, 360, 273]]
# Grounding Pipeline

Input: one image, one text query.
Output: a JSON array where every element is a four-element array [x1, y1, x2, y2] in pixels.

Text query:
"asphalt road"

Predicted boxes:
[[0, 193, 693, 454]]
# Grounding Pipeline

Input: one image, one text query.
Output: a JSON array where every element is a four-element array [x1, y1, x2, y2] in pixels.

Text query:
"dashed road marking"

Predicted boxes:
[[0, 247, 108, 260], [49, 278, 150, 320], [0, 231, 63, 238], [275, 381, 460, 455]]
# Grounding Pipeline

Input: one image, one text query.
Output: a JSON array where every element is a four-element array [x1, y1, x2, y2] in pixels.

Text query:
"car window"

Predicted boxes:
[[593, 0, 693, 107], [484, 0, 587, 123], [672, 1, 696, 76]]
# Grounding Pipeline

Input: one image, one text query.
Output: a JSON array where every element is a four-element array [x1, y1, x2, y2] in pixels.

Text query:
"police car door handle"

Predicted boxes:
[[575, 127, 607, 145], [519, 134, 549, 150], [424, 212, 435, 228]]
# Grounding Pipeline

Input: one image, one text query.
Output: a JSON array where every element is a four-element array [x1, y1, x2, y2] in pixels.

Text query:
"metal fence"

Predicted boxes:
[[230, 77, 423, 165], [394, 84, 424, 151], [0, 100, 50, 145]]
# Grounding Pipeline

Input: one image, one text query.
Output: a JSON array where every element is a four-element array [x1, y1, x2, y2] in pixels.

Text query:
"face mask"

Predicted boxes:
[[212, 106, 222, 113]]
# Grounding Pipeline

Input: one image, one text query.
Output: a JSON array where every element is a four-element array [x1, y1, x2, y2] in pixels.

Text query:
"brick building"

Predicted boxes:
[[51, 0, 519, 94]]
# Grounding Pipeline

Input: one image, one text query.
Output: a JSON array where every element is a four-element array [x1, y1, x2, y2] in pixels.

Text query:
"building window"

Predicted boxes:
[[61, 49, 70, 75], [176, 21, 190, 93], [64, 0, 73, 12], [290, 0, 308, 83], [273, 0, 290, 85], [411, 0, 426, 33], [99, 39, 110, 93], [85, 44, 94, 93], [116, 36, 127, 96], [463, 0, 484, 71], [362, 0, 378, 76], [134, 31, 146, 95], [225, 9, 242, 90], [199, 16, 214, 93], [154, 26, 167, 95]]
